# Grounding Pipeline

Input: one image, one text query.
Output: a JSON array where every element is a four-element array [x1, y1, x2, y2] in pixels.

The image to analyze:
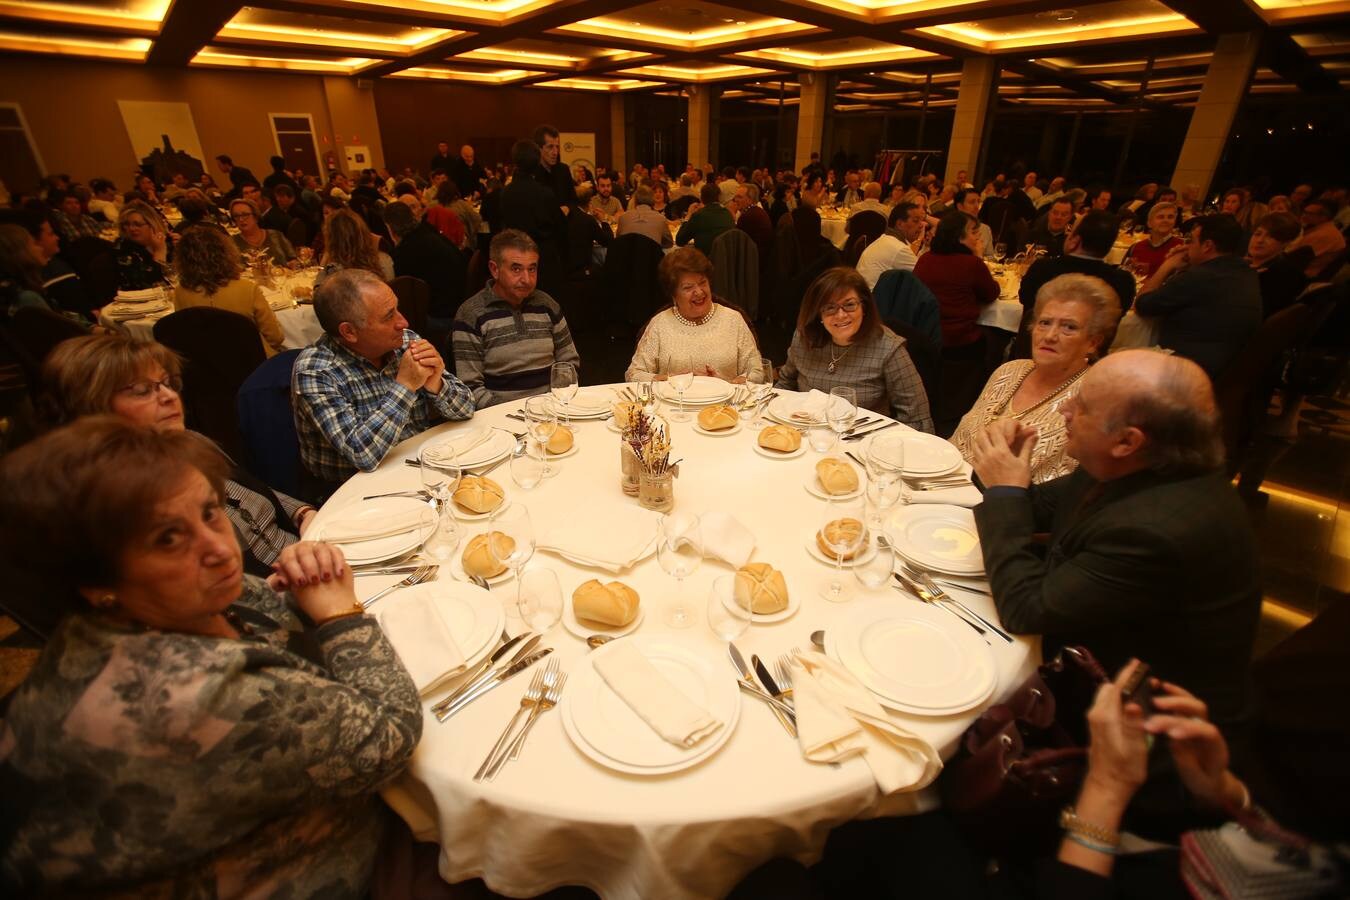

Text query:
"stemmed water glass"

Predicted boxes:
[[667, 352, 694, 423], [517, 568, 563, 632], [657, 512, 701, 628], [550, 362, 578, 426], [509, 440, 545, 490], [740, 356, 773, 429], [706, 575, 752, 643], [827, 387, 858, 447], [419, 449, 460, 560], [522, 396, 558, 478], [854, 536, 895, 592], [819, 501, 866, 603], [488, 504, 536, 612]]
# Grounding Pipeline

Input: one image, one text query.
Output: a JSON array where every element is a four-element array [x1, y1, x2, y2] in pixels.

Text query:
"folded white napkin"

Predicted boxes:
[[317, 507, 432, 544], [537, 503, 661, 572], [115, 287, 166, 303], [104, 300, 171, 321], [566, 391, 612, 414], [593, 642, 723, 748], [789, 651, 942, 794], [675, 511, 755, 568], [906, 484, 983, 508], [376, 593, 466, 696], [779, 389, 829, 424], [422, 426, 493, 466]]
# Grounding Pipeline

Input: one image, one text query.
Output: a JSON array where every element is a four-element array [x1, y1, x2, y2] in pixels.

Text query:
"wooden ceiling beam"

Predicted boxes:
[[248, 0, 488, 31], [148, 0, 244, 66]]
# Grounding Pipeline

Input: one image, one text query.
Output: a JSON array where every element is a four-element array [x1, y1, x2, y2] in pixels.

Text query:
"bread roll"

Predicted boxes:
[[697, 404, 738, 431], [572, 579, 641, 627], [612, 400, 643, 431], [546, 426, 574, 455], [462, 531, 513, 578], [452, 475, 505, 514], [757, 424, 802, 453], [815, 457, 859, 496], [734, 562, 789, 615], [816, 517, 867, 561]]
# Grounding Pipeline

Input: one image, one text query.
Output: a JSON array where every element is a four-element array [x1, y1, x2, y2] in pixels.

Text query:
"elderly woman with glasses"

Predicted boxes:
[[229, 197, 297, 268], [0, 417, 420, 897], [114, 200, 171, 290], [39, 334, 316, 581], [775, 266, 934, 431]]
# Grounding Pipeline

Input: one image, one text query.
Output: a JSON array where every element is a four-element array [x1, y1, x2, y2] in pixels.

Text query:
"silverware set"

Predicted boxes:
[[728, 643, 797, 727], [360, 564, 437, 608], [362, 488, 431, 501], [474, 658, 566, 781], [901, 565, 1012, 642], [842, 421, 899, 442], [432, 633, 552, 721]]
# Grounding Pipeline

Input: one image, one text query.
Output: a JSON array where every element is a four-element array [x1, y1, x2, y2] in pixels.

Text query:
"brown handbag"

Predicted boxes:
[[938, 645, 1108, 856]]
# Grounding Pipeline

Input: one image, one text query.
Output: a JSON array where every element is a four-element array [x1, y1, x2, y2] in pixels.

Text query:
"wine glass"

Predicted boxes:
[[549, 362, 578, 425], [489, 504, 535, 611], [864, 432, 906, 482], [818, 502, 866, 603], [827, 387, 857, 444], [509, 440, 544, 490], [854, 536, 895, 591], [419, 449, 460, 560], [864, 474, 905, 533], [667, 352, 694, 423], [657, 512, 701, 628], [522, 395, 558, 478], [706, 575, 751, 643], [517, 568, 563, 632], [739, 356, 773, 429]]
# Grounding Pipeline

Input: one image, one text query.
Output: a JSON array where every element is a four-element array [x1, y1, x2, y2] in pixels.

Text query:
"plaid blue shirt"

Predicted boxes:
[[293, 330, 474, 483]]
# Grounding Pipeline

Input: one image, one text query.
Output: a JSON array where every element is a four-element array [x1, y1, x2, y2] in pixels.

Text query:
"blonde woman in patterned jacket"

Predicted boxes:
[[950, 274, 1121, 483]]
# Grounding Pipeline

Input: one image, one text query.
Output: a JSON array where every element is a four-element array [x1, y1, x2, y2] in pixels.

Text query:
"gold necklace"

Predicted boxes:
[[996, 365, 1087, 420]]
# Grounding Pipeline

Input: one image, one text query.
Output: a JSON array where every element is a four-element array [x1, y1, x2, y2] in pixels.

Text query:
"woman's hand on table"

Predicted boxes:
[[268, 541, 357, 620]]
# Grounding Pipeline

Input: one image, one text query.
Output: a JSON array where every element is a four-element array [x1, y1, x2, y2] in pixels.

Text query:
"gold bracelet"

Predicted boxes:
[[313, 604, 365, 627], [1059, 807, 1121, 848]]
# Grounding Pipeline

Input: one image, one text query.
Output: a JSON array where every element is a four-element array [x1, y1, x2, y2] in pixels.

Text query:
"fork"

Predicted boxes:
[[894, 572, 988, 639], [474, 661, 550, 781], [494, 669, 567, 777], [906, 567, 1013, 643], [360, 564, 436, 608], [775, 654, 797, 709]]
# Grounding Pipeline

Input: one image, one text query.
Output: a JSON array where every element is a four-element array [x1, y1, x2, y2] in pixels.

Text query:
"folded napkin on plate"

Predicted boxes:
[[114, 287, 166, 303], [906, 484, 983, 508], [317, 507, 432, 544], [537, 503, 661, 572], [790, 651, 941, 794], [778, 389, 835, 423], [673, 510, 755, 568], [104, 300, 171, 321], [565, 391, 611, 414], [376, 593, 466, 696], [593, 641, 723, 748], [422, 426, 493, 466]]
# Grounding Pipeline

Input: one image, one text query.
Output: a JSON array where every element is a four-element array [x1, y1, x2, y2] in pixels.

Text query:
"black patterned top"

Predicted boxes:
[[0, 575, 422, 898]]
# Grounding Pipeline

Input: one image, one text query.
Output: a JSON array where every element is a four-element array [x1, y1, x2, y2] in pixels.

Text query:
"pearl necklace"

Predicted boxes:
[[672, 304, 715, 327], [828, 342, 853, 374]]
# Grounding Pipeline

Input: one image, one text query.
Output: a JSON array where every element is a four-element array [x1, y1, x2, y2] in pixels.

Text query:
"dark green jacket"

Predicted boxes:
[[676, 203, 734, 257]]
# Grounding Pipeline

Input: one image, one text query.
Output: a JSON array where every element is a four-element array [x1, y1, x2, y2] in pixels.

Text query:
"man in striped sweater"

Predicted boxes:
[[452, 229, 580, 409]]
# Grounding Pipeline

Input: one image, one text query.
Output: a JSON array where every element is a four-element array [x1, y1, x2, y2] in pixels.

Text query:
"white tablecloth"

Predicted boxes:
[[976, 299, 1024, 333], [1110, 310, 1159, 351], [313, 391, 1038, 900], [820, 215, 848, 250]]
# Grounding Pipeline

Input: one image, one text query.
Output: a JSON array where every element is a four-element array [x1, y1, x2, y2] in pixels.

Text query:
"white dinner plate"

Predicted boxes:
[[655, 376, 734, 405], [766, 394, 825, 427], [804, 461, 864, 501], [693, 418, 742, 437], [561, 599, 646, 640], [447, 553, 515, 587], [541, 437, 580, 460], [886, 505, 985, 576], [380, 579, 505, 675], [423, 427, 517, 469], [448, 496, 510, 523], [562, 636, 739, 774], [313, 497, 435, 564], [804, 536, 878, 569], [753, 441, 806, 460], [827, 601, 996, 715], [724, 583, 801, 624], [552, 391, 614, 419], [883, 432, 964, 477]]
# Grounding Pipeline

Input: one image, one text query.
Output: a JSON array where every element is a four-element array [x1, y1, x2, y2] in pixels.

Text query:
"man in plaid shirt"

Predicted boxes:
[[293, 269, 473, 493]]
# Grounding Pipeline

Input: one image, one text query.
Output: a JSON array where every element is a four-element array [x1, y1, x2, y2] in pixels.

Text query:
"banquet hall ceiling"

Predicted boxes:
[[0, 0, 1344, 109]]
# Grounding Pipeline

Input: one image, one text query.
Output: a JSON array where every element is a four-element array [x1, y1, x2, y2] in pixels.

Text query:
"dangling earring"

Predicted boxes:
[[98, 593, 117, 609]]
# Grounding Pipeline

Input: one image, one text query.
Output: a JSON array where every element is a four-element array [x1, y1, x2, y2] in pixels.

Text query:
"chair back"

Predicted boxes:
[[285, 216, 310, 251], [883, 318, 941, 406], [5, 306, 88, 395], [597, 233, 664, 333], [63, 236, 118, 307], [154, 307, 266, 460], [389, 275, 430, 335], [873, 268, 943, 350], [237, 348, 303, 498], [710, 228, 760, 319], [465, 248, 489, 297], [666, 196, 697, 220], [844, 211, 887, 266]]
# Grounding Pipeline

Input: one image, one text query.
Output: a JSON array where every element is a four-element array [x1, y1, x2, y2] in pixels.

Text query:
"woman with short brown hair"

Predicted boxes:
[[174, 225, 285, 356], [775, 266, 933, 431]]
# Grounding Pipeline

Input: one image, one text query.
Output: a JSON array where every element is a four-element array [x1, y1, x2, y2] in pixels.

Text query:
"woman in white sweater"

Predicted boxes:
[[625, 247, 764, 382]]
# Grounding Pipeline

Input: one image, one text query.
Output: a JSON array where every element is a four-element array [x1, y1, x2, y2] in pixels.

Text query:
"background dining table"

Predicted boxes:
[[311, 388, 1039, 900]]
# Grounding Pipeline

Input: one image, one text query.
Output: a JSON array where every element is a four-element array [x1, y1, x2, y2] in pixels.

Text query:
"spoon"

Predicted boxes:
[[586, 635, 613, 650], [810, 630, 825, 650]]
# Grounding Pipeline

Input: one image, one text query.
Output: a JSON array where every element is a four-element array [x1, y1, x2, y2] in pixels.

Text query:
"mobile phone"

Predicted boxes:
[[1121, 662, 1156, 715]]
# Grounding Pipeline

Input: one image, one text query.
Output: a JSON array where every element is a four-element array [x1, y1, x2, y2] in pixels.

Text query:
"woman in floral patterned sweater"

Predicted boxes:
[[0, 418, 422, 898]]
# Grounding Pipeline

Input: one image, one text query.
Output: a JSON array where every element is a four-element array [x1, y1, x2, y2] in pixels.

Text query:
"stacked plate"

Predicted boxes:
[[870, 431, 964, 479], [826, 601, 997, 716], [383, 580, 506, 674], [313, 496, 435, 565], [766, 393, 826, 427], [560, 636, 740, 775], [423, 427, 518, 470], [654, 376, 734, 406], [885, 504, 985, 577], [554, 389, 615, 419]]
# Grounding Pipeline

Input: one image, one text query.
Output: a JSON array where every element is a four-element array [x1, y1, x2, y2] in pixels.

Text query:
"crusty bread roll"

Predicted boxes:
[[462, 531, 513, 578], [816, 517, 867, 561], [697, 404, 738, 431], [757, 424, 802, 453], [546, 426, 574, 455], [572, 579, 641, 627], [452, 475, 505, 514], [734, 562, 789, 615], [815, 457, 859, 496]]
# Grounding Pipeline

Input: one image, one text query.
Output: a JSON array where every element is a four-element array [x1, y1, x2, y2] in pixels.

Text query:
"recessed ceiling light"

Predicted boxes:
[[1035, 9, 1078, 21]]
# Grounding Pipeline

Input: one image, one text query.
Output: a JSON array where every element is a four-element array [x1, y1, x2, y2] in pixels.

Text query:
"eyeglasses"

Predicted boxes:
[[231, 212, 255, 221], [821, 301, 861, 318], [117, 375, 183, 400]]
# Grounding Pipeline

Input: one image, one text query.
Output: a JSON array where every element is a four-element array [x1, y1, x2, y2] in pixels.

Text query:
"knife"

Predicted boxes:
[[752, 653, 797, 737], [730, 644, 796, 736], [431, 633, 539, 714], [843, 421, 899, 442], [353, 565, 423, 577], [436, 647, 553, 720]]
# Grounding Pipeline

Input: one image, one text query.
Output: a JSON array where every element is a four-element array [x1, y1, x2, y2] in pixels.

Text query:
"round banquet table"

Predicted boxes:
[[819, 213, 848, 250], [311, 390, 1039, 900]]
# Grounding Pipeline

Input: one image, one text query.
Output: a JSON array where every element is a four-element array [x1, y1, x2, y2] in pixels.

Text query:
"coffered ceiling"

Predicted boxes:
[[0, 0, 1344, 110]]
